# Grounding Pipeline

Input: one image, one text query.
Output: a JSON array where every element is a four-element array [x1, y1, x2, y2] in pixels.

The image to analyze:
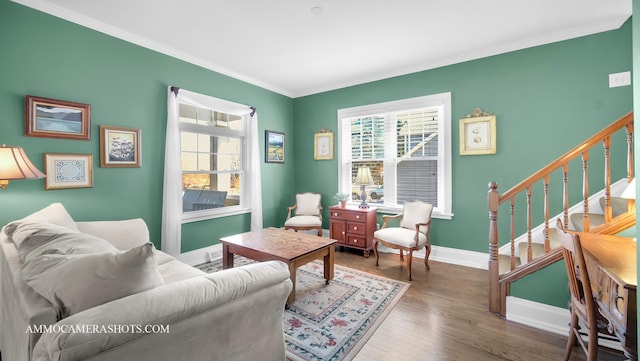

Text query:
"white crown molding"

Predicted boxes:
[[10, 0, 294, 98], [11, 0, 629, 99], [293, 17, 627, 97]]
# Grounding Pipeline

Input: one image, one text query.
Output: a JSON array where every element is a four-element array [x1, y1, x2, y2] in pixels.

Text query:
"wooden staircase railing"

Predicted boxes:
[[488, 112, 634, 317]]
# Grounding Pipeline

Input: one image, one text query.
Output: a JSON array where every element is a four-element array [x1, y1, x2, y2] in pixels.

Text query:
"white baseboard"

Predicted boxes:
[[506, 297, 624, 350], [179, 231, 591, 337], [176, 243, 223, 265], [506, 296, 569, 335], [430, 245, 488, 270], [177, 230, 488, 270]]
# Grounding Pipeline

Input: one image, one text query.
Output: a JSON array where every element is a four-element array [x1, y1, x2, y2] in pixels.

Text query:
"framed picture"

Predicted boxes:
[[314, 132, 334, 160], [25, 95, 91, 140], [100, 125, 142, 168], [44, 153, 93, 190], [459, 115, 496, 155], [265, 130, 285, 163]]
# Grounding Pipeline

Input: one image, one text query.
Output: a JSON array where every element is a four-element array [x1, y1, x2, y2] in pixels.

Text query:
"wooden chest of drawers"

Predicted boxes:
[[329, 205, 377, 257]]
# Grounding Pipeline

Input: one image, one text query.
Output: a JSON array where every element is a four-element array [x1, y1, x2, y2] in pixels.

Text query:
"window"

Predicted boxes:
[[178, 101, 248, 221], [338, 93, 452, 219]]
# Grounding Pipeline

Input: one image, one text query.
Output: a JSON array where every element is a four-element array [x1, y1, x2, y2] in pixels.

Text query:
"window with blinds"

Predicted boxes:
[[338, 93, 452, 218]]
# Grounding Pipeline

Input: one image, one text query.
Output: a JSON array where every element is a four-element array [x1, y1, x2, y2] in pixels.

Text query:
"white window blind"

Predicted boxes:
[[338, 93, 452, 218]]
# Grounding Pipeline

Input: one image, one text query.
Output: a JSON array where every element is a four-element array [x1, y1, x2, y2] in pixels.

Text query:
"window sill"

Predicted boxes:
[[181, 207, 250, 224], [357, 203, 453, 220]]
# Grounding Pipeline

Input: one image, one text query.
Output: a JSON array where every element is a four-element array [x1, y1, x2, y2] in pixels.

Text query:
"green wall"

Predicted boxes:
[[0, 0, 634, 310], [0, 0, 295, 252], [293, 22, 633, 307]]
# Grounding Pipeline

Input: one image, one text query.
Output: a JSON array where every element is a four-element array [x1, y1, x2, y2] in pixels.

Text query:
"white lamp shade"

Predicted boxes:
[[620, 178, 636, 200], [355, 167, 374, 186], [0, 145, 45, 180]]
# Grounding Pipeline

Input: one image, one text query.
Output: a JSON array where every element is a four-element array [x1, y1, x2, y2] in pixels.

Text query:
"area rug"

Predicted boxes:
[[197, 257, 409, 361]]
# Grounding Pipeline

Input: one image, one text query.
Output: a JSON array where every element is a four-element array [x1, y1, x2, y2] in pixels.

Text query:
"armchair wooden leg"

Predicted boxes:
[[424, 244, 431, 270], [407, 250, 413, 281], [399, 249, 404, 261], [373, 240, 380, 266], [317, 228, 322, 237]]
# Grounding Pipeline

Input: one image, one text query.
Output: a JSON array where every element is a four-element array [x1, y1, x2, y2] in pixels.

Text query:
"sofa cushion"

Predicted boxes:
[[157, 258, 206, 284], [4, 203, 78, 238], [76, 218, 150, 250], [10, 221, 117, 262], [21, 243, 165, 318]]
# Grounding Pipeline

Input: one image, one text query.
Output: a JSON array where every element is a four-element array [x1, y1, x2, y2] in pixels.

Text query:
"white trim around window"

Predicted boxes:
[[337, 92, 453, 219]]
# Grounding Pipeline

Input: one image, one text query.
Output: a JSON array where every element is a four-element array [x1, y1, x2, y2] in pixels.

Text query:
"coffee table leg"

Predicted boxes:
[[222, 244, 234, 269], [287, 263, 296, 305], [324, 245, 335, 284]]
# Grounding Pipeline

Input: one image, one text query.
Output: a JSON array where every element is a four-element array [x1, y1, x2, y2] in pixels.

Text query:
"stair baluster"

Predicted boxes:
[[582, 150, 590, 232], [487, 112, 634, 317]]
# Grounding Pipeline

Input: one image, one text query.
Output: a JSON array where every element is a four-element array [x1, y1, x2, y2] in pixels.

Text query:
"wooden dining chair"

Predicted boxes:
[[556, 219, 623, 361]]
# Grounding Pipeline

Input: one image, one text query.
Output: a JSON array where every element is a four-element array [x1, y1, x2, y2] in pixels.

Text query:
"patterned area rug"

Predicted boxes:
[[197, 257, 409, 361]]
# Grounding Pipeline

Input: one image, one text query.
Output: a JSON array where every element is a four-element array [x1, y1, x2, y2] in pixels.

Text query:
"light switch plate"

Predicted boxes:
[[609, 71, 631, 88]]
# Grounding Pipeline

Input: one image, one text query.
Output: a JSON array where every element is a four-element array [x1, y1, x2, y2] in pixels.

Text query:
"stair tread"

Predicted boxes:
[[498, 254, 521, 275], [569, 212, 605, 232], [600, 196, 630, 218]]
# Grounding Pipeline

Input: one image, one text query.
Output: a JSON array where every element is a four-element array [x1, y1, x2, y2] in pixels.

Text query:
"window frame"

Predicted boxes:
[[337, 92, 453, 219], [177, 101, 251, 224]]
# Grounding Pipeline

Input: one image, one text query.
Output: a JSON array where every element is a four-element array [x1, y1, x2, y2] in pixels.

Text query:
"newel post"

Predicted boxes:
[[488, 181, 501, 314]]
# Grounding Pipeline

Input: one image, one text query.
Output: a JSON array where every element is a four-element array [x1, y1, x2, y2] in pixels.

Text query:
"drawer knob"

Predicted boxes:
[[342, 231, 345, 235], [334, 213, 338, 216], [354, 239, 358, 243], [354, 227, 358, 230], [356, 215, 360, 219]]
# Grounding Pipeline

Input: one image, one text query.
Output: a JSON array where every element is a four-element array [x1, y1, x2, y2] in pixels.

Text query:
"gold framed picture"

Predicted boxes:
[[44, 153, 93, 190], [100, 125, 142, 168], [459, 115, 496, 155], [314, 132, 333, 160]]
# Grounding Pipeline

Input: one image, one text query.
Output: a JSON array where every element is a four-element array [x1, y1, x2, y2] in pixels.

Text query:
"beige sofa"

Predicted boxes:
[[0, 203, 292, 361]]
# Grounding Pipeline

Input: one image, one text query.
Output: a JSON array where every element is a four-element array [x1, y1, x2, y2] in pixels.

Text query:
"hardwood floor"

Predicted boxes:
[[334, 247, 625, 361]]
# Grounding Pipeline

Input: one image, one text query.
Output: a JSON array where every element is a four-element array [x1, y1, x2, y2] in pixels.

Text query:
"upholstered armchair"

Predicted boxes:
[[284, 192, 323, 236], [373, 200, 433, 280]]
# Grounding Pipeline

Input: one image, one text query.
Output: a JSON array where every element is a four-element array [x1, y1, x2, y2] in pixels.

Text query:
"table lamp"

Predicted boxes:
[[0, 144, 45, 189], [355, 167, 374, 208]]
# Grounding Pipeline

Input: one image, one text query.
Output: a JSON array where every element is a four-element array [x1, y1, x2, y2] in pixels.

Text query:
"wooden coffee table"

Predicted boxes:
[[220, 228, 337, 305]]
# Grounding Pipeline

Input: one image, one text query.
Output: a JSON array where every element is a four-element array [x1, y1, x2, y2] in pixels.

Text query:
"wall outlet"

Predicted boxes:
[[206, 250, 221, 262], [609, 71, 631, 88]]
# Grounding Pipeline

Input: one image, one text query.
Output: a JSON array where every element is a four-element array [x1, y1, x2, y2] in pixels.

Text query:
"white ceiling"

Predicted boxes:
[[13, 0, 632, 98]]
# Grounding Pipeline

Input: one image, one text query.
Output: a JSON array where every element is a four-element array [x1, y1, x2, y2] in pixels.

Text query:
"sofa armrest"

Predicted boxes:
[[32, 261, 292, 361], [1, 232, 58, 361], [75, 219, 150, 250]]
